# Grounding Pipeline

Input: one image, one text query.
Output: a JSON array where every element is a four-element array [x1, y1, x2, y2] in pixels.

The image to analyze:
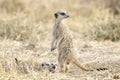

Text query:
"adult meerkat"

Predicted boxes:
[[51, 11, 92, 72]]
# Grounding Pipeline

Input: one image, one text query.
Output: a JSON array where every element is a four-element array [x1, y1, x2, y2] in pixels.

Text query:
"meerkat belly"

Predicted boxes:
[[58, 36, 73, 54]]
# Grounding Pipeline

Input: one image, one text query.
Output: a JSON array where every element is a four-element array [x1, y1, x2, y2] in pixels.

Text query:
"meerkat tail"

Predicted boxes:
[[72, 57, 89, 71]]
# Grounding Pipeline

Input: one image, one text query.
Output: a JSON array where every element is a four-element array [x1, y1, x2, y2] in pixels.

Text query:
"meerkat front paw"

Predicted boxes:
[[51, 47, 56, 51]]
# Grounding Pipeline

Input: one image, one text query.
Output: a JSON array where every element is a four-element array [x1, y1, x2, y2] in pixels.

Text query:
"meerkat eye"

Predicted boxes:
[[60, 12, 66, 15], [51, 63, 53, 65], [46, 64, 49, 66]]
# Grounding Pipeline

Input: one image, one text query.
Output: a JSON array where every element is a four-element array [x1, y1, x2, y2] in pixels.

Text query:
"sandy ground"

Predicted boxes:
[[0, 40, 120, 80], [0, 0, 120, 80], [47, 41, 120, 80]]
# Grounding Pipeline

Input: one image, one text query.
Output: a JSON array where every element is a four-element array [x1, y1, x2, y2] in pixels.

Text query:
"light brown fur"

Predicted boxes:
[[51, 11, 92, 72], [15, 58, 57, 73]]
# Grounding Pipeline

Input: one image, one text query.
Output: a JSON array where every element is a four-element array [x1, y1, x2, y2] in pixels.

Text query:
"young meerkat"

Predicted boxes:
[[51, 10, 92, 72], [15, 58, 57, 73], [39, 62, 57, 73]]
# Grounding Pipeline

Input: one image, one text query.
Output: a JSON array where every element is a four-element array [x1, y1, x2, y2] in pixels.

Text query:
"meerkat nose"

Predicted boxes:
[[52, 66, 56, 69]]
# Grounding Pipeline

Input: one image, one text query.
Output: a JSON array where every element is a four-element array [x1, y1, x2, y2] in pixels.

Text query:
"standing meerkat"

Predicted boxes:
[[51, 10, 92, 72]]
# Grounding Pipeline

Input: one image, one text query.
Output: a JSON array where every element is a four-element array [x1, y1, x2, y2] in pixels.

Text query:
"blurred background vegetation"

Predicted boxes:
[[0, 0, 120, 43]]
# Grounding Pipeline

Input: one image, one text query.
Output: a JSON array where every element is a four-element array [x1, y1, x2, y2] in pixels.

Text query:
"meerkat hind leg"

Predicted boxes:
[[60, 63, 67, 72], [65, 60, 70, 72], [59, 60, 69, 72], [62, 61, 71, 72]]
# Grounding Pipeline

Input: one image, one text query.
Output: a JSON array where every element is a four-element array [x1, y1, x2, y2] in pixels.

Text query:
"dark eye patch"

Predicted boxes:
[[41, 63, 50, 67], [46, 64, 49, 66], [60, 12, 65, 15], [51, 63, 53, 65]]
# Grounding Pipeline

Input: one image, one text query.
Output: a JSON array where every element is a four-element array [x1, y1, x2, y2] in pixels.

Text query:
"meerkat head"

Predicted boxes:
[[40, 62, 57, 73], [54, 10, 69, 20]]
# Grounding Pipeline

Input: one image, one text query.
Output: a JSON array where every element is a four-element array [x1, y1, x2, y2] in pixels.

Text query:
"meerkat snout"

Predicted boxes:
[[54, 11, 69, 19]]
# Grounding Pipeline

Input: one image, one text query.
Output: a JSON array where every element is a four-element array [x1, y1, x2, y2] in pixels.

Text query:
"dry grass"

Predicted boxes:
[[0, 0, 120, 80]]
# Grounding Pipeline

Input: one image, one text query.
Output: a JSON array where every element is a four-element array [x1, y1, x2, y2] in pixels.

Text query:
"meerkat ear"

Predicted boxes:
[[15, 58, 19, 65], [54, 13, 58, 18]]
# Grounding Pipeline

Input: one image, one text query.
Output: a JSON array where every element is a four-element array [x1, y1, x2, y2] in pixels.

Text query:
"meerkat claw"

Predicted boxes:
[[51, 47, 56, 51]]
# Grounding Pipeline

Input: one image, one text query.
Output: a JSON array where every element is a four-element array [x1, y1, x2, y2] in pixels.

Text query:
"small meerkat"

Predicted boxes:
[[15, 58, 57, 73], [51, 10, 92, 72], [39, 62, 57, 73]]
